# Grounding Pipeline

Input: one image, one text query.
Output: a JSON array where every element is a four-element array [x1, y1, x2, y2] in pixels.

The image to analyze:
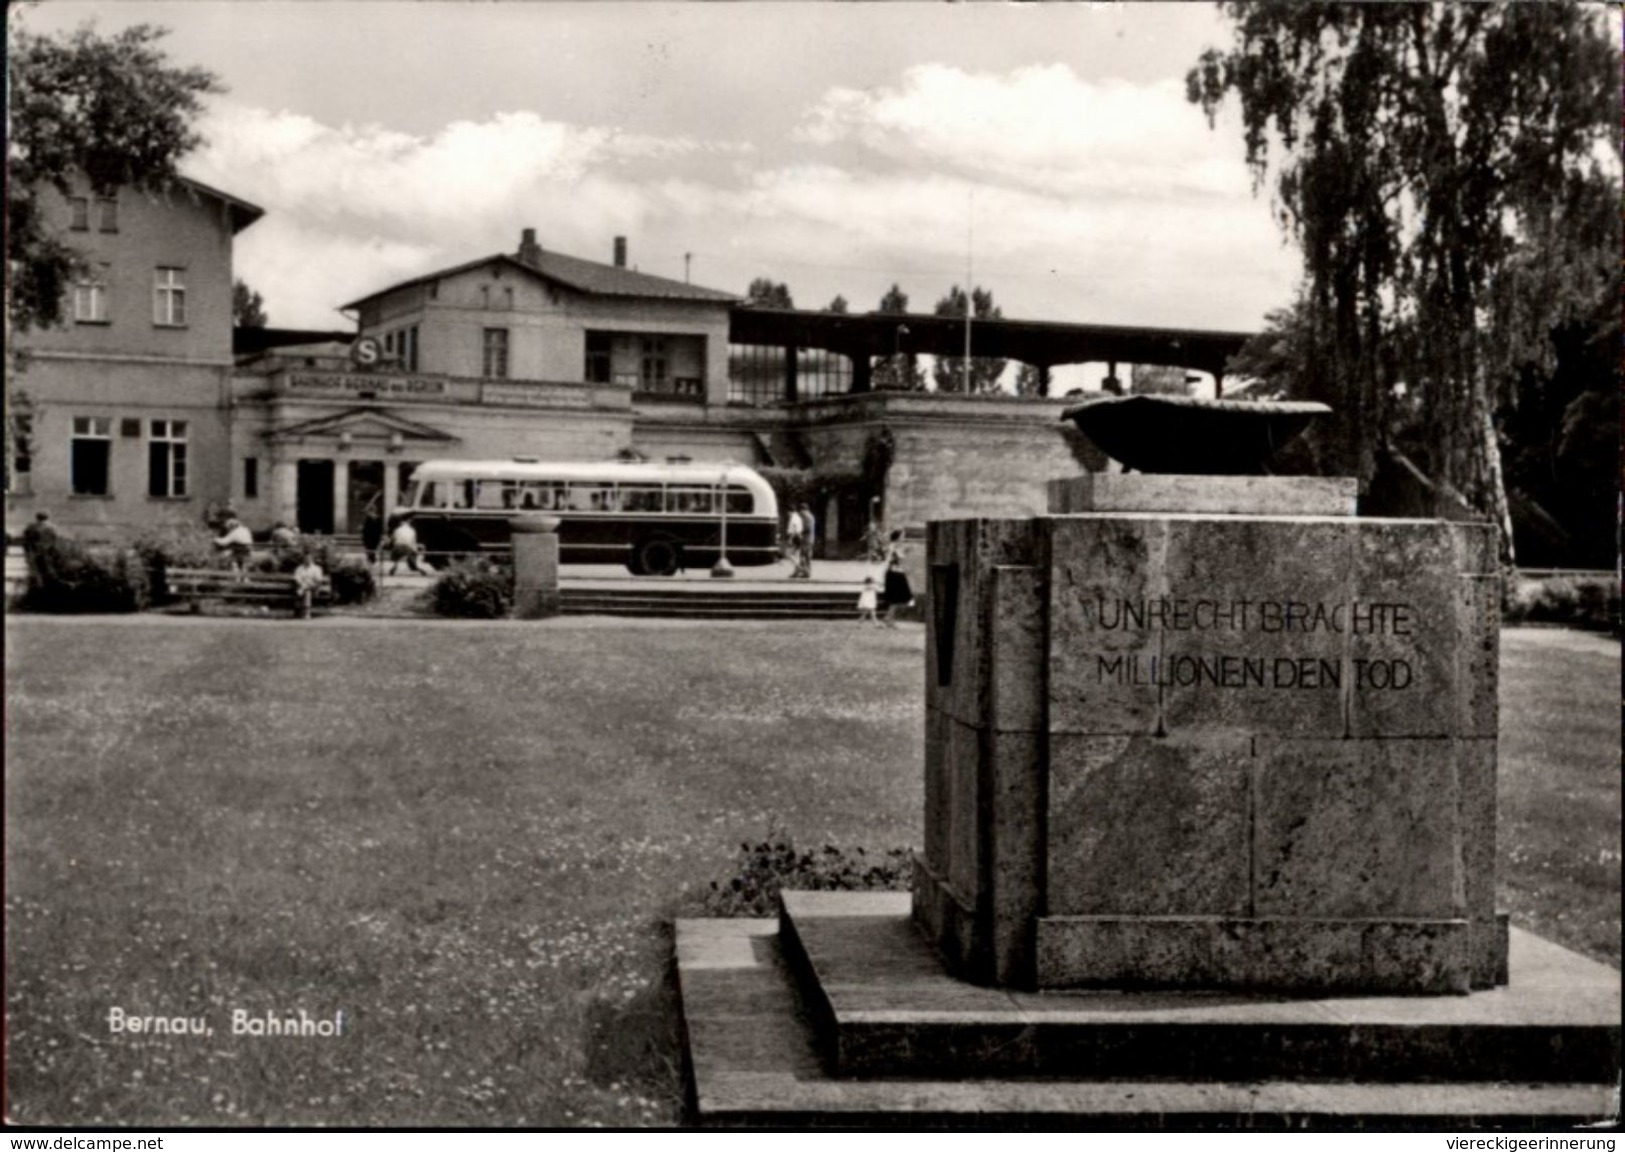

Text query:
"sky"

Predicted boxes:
[[15, 1, 1304, 352]]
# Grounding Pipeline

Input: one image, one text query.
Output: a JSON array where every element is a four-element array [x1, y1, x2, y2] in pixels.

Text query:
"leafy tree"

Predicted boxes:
[[1013, 363, 1047, 397], [826, 295, 849, 314], [1188, 2, 1619, 564], [233, 279, 268, 328], [8, 22, 221, 334], [745, 277, 793, 309], [872, 284, 922, 390], [931, 285, 1007, 393], [1224, 293, 1324, 401]]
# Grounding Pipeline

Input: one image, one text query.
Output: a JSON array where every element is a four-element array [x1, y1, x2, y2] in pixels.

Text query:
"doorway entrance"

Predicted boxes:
[[296, 459, 335, 535], [348, 460, 384, 534]]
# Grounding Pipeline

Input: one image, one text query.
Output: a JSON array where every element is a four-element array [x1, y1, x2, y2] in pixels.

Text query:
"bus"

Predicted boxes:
[[401, 459, 781, 575]]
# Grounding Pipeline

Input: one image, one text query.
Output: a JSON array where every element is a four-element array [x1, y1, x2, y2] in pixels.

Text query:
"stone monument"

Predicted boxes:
[[675, 397, 1618, 1126]]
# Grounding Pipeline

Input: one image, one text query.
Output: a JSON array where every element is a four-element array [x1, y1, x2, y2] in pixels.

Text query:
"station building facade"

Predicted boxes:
[[7, 173, 262, 540], [226, 227, 1108, 551], [14, 192, 1238, 553]]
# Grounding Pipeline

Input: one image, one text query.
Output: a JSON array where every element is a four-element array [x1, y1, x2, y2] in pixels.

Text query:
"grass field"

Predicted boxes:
[[4, 617, 1619, 1128]]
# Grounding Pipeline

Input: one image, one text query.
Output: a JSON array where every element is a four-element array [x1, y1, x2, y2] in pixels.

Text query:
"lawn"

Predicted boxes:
[[3, 617, 1618, 1127]]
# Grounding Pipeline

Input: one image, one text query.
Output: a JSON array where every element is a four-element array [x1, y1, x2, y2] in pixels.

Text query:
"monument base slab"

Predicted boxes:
[[1034, 914, 1471, 995], [677, 902, 1619, 1129]]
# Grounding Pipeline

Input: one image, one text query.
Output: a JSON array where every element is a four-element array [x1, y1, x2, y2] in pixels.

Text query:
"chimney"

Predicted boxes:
[[518, 227, 542, 267], [613, 236, 627, 268]]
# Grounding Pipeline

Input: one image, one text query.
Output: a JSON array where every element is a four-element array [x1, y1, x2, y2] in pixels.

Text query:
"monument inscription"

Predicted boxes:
[[1080, 595, 1421, 693]]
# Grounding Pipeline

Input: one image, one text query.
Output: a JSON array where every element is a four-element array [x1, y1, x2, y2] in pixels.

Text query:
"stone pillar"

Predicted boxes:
[[271, 459, 299, 528], [332, 458, 350, 534], [382, 462, 399, 514], [510, 515, 561, 618], [784, 346, 799, 404], [913, 475, 1507, 996]]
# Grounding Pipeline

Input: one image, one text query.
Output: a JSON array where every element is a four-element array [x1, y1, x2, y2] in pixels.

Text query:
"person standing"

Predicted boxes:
[[784, 504, 806, 578], [361, 500, 384, 564], [881, 528, 913, 627], [797, 502, 817, 579], [214, 517, 254, 582], [857, 575, 881, 626], [388, 516, 423, 576], [20, 511, 60, 587]]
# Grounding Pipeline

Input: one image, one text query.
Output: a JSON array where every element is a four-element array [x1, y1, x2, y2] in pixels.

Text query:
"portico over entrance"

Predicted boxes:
[[264, 408, 459, 535]]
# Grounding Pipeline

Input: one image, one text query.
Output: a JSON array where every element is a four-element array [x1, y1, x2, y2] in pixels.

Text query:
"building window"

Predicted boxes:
[[9, 408, 34, 495], [147, 420, 188, 498], [585, 332, 612, 384], [72, 275, 109, 324], [71, 417, 113, 496], [639, 337, 668, 391], [503, 287, 514, 311], [243, 456, 260, 500], [96, 195, 118, 233], [479, 285, 490, 310], [68, 196, 90, 231], [404, 325, 419, 372], [482, 328, 509, 379], [153, 268, 187, 327]]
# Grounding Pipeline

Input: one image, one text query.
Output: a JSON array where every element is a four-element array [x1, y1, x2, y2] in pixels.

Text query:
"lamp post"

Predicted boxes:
[[711, 465, 735, 578]]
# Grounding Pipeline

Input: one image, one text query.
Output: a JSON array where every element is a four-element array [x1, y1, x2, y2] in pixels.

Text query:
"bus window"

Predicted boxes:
[[451, 481, 473, 510], [670, 488, 714, 514], [516, 482, 543, 511], [475, 480, 513, 510], [724, 486, 752, 514], [561, 484, 599, 512], [621, 484, 662, 513], [412, 481, 437, 508]]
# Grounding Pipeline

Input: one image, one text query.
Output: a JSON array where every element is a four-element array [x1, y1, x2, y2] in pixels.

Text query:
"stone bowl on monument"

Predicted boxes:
[[674, 397, 1620, 1127]]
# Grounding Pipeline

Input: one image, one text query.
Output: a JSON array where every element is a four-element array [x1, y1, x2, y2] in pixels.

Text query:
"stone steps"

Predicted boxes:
[[560, 587, 855, 620], [675, 894, 1622, 1128]]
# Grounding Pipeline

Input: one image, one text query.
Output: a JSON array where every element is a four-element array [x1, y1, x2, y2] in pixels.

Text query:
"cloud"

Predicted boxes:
[[188, 71, 1294, 332], [797, 63, 1251, 199]]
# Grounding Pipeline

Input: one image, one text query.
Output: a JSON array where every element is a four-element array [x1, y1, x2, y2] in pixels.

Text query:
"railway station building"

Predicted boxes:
[[10, 185, 1251, 554]]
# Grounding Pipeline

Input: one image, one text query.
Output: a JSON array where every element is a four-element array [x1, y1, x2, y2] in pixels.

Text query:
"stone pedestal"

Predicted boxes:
[[676, 474, 1619, 1126], [509, 516, 560, 619], [912, 475, 1507, 994]]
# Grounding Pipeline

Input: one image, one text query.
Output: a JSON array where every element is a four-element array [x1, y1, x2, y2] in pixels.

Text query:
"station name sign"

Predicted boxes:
[[287, 373, 448, 397]]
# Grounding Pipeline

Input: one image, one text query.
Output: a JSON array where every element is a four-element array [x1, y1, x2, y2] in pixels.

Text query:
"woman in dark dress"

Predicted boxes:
[[881, 528, 912, 628]]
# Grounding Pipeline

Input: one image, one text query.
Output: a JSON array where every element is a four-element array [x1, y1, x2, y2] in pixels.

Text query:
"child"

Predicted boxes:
[[857, 575, 880, 626], [292, 552, 326, 619]]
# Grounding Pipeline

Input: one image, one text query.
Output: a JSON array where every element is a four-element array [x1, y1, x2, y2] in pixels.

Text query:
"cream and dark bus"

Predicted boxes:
[[402, 459, 780, 575]]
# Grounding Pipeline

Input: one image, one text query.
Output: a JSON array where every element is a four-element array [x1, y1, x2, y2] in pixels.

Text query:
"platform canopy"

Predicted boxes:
[[728, 306, 1254, 381]]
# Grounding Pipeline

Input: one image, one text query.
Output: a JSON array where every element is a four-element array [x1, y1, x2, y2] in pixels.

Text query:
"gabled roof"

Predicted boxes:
[[173, 174, 264, 233], [342, 249, 739, 311], [266, 408, 459, 444]]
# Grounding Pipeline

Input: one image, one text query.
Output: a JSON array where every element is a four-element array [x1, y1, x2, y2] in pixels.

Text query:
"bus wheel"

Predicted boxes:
[[638, 539, 681, 577]]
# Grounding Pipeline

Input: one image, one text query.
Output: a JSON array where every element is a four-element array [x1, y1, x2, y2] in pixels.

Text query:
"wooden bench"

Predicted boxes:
[[166, 566, 333, 617]]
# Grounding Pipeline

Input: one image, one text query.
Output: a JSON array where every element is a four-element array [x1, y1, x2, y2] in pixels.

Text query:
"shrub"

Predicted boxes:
[[429, 558, 513, 619], [1505, 575, 1619, 633], [701, 835, 912, 918], [21, 536, 150, 613], [131, 523, 220, 604]]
